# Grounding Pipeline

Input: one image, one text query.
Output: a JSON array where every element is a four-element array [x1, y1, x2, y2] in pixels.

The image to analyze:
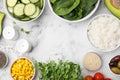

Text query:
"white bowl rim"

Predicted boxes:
[[4, 0, 45, 23], [87, 14, 120, 52], [10, 57, 36, 80], [48, 0, 101, 23]]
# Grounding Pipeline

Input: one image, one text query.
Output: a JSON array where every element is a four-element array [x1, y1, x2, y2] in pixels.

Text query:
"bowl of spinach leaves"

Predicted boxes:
[[48, 0, 101, 22]]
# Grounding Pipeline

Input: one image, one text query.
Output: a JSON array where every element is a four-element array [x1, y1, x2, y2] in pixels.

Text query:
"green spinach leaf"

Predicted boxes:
[[53, 0, 80, 16], [81, 0, 98, 17], [63, 8, 82, 20], [51, 0, 98, 20]]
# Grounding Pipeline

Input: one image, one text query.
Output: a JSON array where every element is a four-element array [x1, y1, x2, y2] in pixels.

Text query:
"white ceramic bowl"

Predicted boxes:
[[10, 57, 35, 80], [87, 14, 120, 52], [48, 0, 101, 23], [4, 0, 45, 23]]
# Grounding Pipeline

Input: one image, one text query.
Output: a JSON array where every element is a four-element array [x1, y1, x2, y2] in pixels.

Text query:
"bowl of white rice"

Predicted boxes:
[[87, 14, 120, 52]]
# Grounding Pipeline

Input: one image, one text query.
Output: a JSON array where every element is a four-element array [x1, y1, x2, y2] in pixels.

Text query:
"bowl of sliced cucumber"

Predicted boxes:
[[5, 0, 45, 22]]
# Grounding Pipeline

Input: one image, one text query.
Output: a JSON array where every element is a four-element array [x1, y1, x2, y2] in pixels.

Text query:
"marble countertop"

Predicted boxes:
[[0, 0, 120, 80]]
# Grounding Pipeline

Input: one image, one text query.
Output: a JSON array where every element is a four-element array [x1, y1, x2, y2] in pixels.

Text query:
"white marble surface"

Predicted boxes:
[[0, 0, 120, 80]]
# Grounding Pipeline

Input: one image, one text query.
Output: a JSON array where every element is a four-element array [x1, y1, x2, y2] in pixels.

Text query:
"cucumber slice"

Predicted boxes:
[[14, 14, 25, 19], [30, 7, 41, 18], [21, 17, 30, 21], [7, 0, 17, 7], [8, 7, 13, 14], [30, 0, 39, 3], [18, 1, 21, 3], [35, 0, 43, 9], [14, 16, 25, 20], [24, 3, 36, 16], [14, 3, 25, 16], [21, 0, 30, 4], [40, 0, 43, 9]]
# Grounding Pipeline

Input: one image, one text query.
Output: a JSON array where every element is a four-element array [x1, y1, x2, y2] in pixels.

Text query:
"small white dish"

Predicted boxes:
[[4, 0, 45, 23], [48, 0, 101, 23], [87, 14, 120, 52], [0, 51, 8, 69], [16, 39, 32, 54], [3, 26, 19, 40], [83, 52, 102, 71]]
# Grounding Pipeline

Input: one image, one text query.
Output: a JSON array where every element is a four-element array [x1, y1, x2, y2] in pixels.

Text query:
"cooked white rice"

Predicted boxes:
[[88, 14, 120, 51]]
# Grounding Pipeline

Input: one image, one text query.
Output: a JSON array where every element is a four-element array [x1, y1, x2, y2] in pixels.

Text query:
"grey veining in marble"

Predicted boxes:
[[0, 0, 120, 80]]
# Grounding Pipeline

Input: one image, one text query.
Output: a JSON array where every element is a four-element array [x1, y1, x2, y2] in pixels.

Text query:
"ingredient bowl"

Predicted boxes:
[[109, 55, 120, 75], [48, 0, 101, 23], [83, 52, 102, 71], [10, 57, 35, 80], [87, 14, 120, 52], [5, 0, 45, 22], [0, 51, 8, 69]]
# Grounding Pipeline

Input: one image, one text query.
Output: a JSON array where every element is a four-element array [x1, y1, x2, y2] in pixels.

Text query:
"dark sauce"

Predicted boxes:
[[0, 52, 7, 68]]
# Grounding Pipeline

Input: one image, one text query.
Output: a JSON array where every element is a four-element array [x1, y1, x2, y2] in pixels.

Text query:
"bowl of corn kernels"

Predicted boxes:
[[10, 57, 35, 80]]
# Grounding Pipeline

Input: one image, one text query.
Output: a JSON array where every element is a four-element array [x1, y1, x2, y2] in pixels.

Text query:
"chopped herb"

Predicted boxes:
[[20, 28, 30, 34], [25, 31, 30, 34], [35, 60, 84, 80], [20, 28, 24, 32]]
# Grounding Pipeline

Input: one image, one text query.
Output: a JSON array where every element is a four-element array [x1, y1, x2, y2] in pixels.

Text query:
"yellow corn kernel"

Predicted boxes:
[[11, 58, 34, 80]]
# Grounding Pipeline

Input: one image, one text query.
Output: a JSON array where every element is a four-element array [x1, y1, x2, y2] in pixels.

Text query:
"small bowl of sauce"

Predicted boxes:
[[0, 51, 8, 69]]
